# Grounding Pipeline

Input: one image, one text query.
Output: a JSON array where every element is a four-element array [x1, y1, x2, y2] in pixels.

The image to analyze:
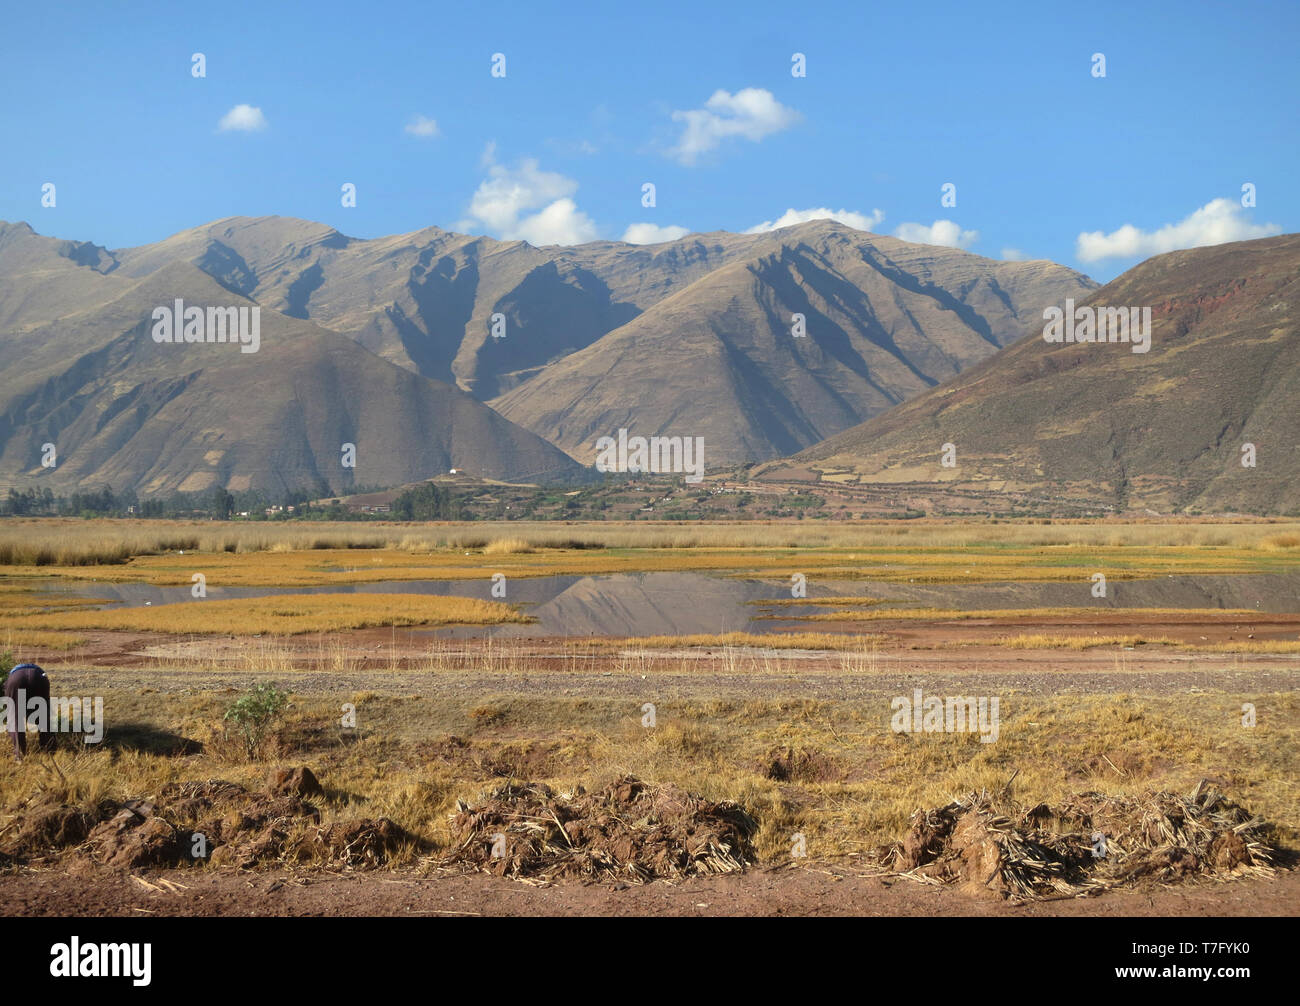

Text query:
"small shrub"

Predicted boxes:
[[223, 683, 290, 760]]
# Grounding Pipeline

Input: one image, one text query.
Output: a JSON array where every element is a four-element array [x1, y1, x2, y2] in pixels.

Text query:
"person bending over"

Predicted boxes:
[[4, 663, 56, 758]]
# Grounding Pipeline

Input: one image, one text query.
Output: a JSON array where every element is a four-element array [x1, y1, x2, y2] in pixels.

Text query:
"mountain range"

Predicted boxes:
[[761, 234, 1300, 515], [0, 215, 1094, 494]]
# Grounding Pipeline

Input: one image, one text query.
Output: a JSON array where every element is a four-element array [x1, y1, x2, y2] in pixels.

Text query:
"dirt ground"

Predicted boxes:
[[46, 647, 1300, 708], [39, 621, 1300, 701], [40, 607, 1300, 675], [9, 605, 1297, 918], [2, 863, 1295, 917]]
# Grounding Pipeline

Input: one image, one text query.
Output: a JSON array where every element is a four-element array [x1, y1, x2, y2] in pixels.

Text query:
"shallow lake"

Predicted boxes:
[[28, 568, 1300, 639]]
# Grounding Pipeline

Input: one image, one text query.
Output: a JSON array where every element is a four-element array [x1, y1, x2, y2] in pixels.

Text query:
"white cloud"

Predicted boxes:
[[894, 220, 979, 249], [669, 88, 799, 165], [467, 157, 577, 231], [747, 207, 884, 234], [1001, 247, 1027, 261], [404, 115, 440, 138], [1075, 198, 1282, 262], [622, 223, 691, 244], [462, 155, 599, 246], [511, 197, 600, 246], [218, 104, 267, 132]]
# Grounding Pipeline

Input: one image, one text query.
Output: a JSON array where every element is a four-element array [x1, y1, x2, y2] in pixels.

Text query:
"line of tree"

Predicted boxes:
[[5, 486, 128, 516], [1, 482, 389, 520], [391, 482, 462, 520]]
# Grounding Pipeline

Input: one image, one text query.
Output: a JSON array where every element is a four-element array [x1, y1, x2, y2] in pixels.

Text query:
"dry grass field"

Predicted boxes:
[[5, 672, 1295, 866], [2, 516, 1298, 569], [0, 518, 1296, 915]]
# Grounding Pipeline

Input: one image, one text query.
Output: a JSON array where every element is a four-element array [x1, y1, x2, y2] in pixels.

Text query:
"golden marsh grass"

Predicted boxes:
[[3, 517, 1300, 569], [10, 593, 531, 635]]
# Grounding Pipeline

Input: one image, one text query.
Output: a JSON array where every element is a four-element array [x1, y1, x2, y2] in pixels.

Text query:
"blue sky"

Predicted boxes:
[[2, 0, 1296, 280]]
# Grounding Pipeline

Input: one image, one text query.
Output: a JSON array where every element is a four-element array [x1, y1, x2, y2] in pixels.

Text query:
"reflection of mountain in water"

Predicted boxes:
[[872, 571, 1300, 614], [481, 573, 794, 638], [60, 577, 581, 609], [28, 569, 1300, 639], [56, 573, 819, 637]]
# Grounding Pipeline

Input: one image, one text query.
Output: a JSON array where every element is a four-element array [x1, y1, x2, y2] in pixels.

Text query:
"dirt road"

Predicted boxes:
[[3, 864, 1295, 917]]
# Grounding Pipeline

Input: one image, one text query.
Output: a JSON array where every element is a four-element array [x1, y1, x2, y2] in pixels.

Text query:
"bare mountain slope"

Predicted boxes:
[[763, 234, 1300, 515], [111, 217, 1094, 457], [0, 245, 584, 493], [490, 222, 1097, 463], [1, 214, 1095, 492], [112, 216, 758, 399]]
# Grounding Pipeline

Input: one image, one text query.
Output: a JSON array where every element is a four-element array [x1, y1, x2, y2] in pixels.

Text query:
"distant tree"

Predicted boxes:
[[211, 487, 234, 520], [392, 482, 462, 521]]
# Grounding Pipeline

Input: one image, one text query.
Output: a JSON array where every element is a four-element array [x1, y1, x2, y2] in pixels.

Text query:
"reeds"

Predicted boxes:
[[14, 592, 532, 635], [4, 517, 1300, 567]]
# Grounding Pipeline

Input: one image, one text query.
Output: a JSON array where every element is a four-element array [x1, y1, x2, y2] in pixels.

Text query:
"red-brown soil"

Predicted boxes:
[[2, 863, 1295, 917]]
